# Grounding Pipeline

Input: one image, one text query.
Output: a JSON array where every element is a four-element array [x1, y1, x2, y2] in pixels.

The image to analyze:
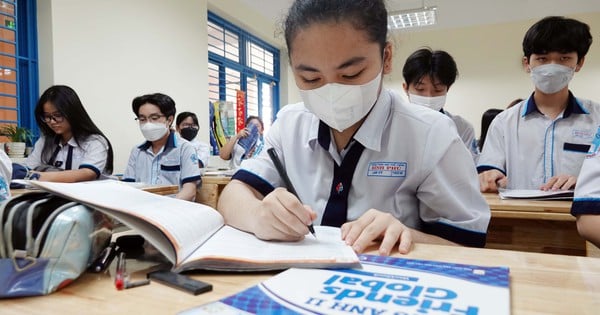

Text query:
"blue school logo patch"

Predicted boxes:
[[190, 153, 198, 164], [587, 126, 600, 157], [367, 161, 407, 177]]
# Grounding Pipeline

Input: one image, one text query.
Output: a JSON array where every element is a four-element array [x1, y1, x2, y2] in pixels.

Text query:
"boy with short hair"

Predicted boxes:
[[478, 16, 600, 192], [402, 48, 479, 161]]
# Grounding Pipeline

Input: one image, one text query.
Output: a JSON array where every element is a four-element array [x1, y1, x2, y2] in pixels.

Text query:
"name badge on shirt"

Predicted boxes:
[[367, 161, 407, 177]]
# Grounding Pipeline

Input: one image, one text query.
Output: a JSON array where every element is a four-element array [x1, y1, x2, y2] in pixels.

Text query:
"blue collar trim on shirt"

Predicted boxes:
[[138, 131, 176, 150], [522, 91, 587, 118]]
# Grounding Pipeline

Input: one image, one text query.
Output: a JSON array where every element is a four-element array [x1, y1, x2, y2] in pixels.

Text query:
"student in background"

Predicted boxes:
[[218, 116, 264, 169], [478, 108, 503, 152], [571, 131, 600, 248], [175, 111, 211, 168], [217, 0, 490, 255], [123, 93, 201, 201], [402, 48, 479, 160], [24, 85, 114, 182], [478, 16, 600, 192]]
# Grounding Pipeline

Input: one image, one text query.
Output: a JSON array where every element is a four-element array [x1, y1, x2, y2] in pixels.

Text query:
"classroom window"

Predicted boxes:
[[207, 12, 279, 132], [0, 0, 38, 139]]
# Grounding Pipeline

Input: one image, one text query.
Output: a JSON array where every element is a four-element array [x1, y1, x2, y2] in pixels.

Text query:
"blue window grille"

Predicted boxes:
[[207, 12, 280, 132], [0, 0, 38, 141]]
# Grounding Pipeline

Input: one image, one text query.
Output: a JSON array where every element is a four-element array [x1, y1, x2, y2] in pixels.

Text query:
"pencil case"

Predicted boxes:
[[0, 192, 111, 298]]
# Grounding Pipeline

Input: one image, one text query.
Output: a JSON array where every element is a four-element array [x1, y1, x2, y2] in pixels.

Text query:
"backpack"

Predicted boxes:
[[0, 192, 111, 298]]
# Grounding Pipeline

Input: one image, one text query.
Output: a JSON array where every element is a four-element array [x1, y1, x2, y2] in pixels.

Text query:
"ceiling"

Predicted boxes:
[[237, 0, 600, 32]]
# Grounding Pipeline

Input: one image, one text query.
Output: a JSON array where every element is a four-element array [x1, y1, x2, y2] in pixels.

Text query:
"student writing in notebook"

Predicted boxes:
[[402, 48, 479, 161], [218, 116, 264, 169], [217, 0, 490, 256], [478, 16, 600, 192], [176, 111, 211, 168], [23, 85, 114, 182], [570, 129, 600, 248], [123, 93, 201, 201]]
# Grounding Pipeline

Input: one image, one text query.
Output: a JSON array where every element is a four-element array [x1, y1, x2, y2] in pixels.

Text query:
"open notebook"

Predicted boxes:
[[27, 180, 360, 272], [498, 189, 574, 200]]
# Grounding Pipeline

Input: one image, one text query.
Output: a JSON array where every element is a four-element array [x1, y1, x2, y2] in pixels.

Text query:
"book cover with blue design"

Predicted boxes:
[[181, 254, 510, 315]]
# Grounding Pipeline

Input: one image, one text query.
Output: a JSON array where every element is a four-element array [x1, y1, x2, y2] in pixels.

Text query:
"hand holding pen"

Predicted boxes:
[[267, 148, 316, 237]]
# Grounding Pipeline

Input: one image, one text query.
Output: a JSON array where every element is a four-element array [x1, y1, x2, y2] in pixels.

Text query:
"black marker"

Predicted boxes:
[[267, 147, 316, 237], [90, 242, 118, 273]]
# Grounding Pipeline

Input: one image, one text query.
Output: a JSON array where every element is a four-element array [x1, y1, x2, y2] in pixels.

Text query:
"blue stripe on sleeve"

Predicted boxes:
[[421, 221, 487, 247], [232, 169, 275, 197]]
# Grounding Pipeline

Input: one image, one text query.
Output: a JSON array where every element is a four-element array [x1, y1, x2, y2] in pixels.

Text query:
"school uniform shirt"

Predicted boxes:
[[444, 110, 479, 162], [233, 88, 490, 247], [477, 92, 600, 189], [25, 134, 110, 178], [571, 126, 600, 216], [123, 131, 201, 187], [231, 137, 264, 169], [188, 138, 211, 168]]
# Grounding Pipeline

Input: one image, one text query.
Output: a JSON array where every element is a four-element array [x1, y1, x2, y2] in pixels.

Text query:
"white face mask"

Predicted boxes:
[[530, 64, 575, 94], [140, 122, 168, 141], [408, 94, 446, 111], [299, 71, 382, 132]]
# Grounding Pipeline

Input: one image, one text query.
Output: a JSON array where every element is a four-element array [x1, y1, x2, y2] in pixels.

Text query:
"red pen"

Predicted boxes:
[[114, 252, 127, 290]]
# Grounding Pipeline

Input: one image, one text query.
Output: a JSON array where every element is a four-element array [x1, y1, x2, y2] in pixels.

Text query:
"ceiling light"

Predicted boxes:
[[388, 6, 437, 30]]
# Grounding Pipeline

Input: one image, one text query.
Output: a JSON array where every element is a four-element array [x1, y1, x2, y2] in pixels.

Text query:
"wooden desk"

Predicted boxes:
[[196, 175, 231, 209], [2, 244, 599, 314], [483, 193, 591, 256]]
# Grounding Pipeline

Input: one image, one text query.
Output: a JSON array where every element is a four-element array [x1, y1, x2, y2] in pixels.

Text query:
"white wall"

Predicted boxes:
[[37, 0, 208, 174], [37, 0, 600, 173]]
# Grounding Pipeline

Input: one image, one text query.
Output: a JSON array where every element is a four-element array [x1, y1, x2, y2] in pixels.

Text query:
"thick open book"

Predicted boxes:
[[182, 254, 510, 315], [27, 180, 360, 272], [498, 188, 574, 200]]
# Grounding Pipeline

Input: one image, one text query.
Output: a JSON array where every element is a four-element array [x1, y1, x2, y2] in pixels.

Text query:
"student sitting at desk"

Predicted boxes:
[[571, 129, 600, 248], [478, 16, 600, 192], [218, 116, 264, 169], [23, 85, 114, 182], [217, 0, 490, 256], [402, 48, 479, 161], [123, 93, 201, 201], [175, 111, 211, 168]]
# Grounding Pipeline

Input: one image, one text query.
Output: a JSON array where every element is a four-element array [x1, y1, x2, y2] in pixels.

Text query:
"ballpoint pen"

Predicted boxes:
[[90, 242, 118, 273], [267, 147, 316, 237]]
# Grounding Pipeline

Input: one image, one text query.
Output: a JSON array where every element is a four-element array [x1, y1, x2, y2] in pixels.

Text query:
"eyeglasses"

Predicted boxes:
[[41, 112, 65, 123], [135, 114, 165, 124], [180, 123, 198, 129]]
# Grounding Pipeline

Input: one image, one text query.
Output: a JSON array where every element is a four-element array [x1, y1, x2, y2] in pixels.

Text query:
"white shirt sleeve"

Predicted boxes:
[[24, 137, 45, 169], [79, 135, 109, 175], [179, 141, 202, 185]]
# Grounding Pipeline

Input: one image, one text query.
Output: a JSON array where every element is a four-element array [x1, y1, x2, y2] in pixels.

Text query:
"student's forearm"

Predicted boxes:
[[176, 182, 197, 201], [576, 215, 600, 248], [217, 179, 263, 233], [218, 137, 237, 160], [38, 169, 97, 182]]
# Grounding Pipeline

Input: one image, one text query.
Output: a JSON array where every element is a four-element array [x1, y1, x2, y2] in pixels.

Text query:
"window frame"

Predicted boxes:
[[207, 12, 280, 128], [0, 0, 38, 141]]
